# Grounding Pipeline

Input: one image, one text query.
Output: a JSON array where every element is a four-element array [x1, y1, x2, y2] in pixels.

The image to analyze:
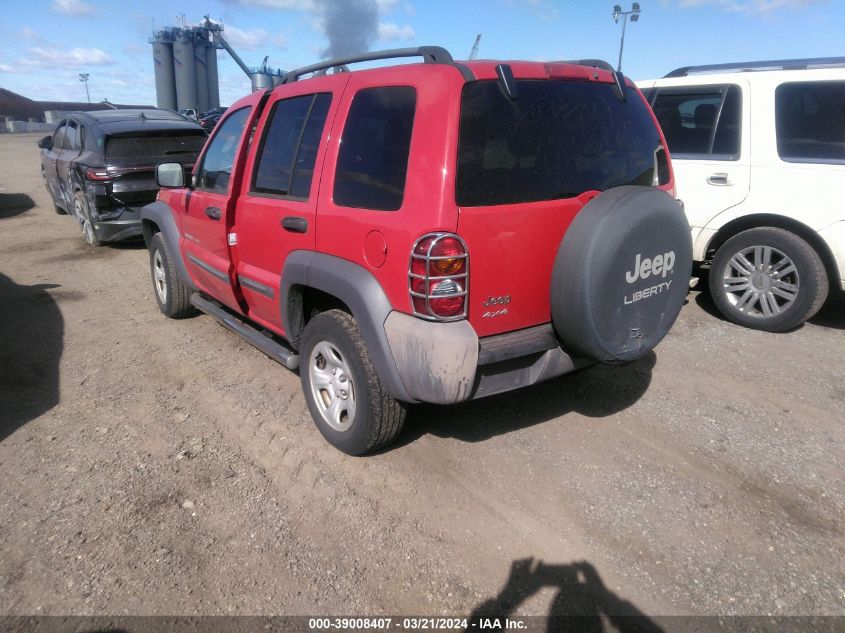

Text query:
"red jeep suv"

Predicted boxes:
[[141, 47, 692, 455]]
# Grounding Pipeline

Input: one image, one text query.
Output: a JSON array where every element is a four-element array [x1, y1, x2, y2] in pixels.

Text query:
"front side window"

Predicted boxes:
[[776, 80, 845, 163], [197, 107, 251, 194], [252, 93, 332, 198], [457, 80, 661, 206], [334, 86, 416, 211], [650, 84, 741, 159]]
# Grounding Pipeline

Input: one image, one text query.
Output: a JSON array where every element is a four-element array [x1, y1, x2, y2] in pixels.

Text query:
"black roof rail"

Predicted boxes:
[[561, 59, 615, 72], [280, 46, 461, 84], [664, 56, 845, 78]]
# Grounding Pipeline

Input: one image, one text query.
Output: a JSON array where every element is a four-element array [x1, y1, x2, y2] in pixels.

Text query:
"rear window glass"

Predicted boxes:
[[457, 80, 661, 207], [334, 86, 416, 212], [649, 84, 741, 158], [105, 132, 206, 166], [776, 80, 845, 163]]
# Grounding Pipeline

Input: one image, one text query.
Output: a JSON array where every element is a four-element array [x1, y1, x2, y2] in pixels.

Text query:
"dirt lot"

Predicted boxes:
[[1, 132, 843, 619]]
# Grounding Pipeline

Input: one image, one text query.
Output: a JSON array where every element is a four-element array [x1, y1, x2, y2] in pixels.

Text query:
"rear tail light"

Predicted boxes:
[[85, 168, 112, 181], [409, 233, 469, 321], [85, 166, 156, 182]]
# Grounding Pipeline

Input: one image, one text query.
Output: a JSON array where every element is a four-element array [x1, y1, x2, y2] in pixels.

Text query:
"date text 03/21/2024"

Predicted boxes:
[[308, 617, 528, 630]]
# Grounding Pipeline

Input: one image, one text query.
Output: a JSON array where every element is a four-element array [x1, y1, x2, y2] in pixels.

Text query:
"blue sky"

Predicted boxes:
[[0, 0, 840, 107]]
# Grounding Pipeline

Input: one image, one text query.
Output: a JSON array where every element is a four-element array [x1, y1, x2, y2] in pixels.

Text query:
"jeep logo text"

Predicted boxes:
[[625, 251, 675, 284]]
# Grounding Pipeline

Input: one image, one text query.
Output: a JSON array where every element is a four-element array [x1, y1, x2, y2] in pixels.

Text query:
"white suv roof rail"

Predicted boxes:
[[664, 56, 845, 78]]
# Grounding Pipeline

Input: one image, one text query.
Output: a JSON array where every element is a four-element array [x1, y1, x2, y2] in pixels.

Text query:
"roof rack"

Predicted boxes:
[[664, 56, 845, 78], [279, 46, 459, 84]]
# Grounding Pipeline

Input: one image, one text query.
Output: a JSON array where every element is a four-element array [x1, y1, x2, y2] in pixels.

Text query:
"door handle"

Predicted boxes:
[[707, 173, 731, 186], [205, 206, 222, 220], [281, 216, 308, 233]]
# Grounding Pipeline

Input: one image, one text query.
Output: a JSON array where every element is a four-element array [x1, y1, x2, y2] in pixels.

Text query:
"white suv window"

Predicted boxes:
[[648, 84, 741, 160], [775, 80, 845, 164]]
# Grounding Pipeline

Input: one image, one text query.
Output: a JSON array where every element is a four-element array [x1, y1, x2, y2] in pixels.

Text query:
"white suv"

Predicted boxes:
[[639, 58, 845, 331]]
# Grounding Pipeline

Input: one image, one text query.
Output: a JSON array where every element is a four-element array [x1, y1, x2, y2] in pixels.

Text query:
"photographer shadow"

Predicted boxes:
[[468, 558, 664, 633]]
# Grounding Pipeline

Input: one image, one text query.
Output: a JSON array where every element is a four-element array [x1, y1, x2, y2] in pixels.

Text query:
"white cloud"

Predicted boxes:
[[377, 22, 414, 41], [52, 0, 96, 16], [20, 47, 115, 68], [0, 64, 19, 73], [20, 27, 40, 41], [223, 25, 270, 51], [677, 0, 827, 13]]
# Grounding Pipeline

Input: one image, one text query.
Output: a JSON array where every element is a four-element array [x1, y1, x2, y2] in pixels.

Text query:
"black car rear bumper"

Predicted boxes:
[[91, 206, 145, 242]]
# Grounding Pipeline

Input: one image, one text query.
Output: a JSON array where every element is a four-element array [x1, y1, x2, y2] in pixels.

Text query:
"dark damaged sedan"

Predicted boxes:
[[38, 109, 206, 246]]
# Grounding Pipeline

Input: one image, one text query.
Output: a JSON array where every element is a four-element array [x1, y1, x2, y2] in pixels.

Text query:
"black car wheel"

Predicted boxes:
[[74, 191, 101, 247]]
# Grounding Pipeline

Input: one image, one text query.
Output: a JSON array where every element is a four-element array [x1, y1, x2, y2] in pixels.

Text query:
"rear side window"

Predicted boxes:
[[649, 84, 741, 159], [252, 93, 332, 198], [776, 80, 845, 163], [197, 107, 251, 193], [64, 122, 79, 150], [53, 123, 66, 150], [457, 80, 661, 206], [334, 86, 416, 211], [105, 132, 206, 166]]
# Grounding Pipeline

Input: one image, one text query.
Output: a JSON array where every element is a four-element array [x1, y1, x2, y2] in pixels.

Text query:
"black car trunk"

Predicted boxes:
[[101, 130, 205, 206]]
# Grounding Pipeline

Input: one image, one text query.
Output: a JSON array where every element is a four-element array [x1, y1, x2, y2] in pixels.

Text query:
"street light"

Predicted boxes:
[[79, 73, 90, 104], [612, 3, 641, 72]]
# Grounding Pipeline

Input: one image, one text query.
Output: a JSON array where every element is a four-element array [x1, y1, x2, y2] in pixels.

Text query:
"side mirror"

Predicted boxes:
[[156, 162, 185, 188], [37, 135, 52, 150]]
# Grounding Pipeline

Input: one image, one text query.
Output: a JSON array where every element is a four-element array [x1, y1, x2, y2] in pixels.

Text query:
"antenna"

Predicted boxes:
[[469, 33, 482, 60]]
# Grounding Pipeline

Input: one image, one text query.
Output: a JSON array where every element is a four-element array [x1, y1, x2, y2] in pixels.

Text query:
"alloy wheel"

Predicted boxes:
[[720, 245, 799, 318]]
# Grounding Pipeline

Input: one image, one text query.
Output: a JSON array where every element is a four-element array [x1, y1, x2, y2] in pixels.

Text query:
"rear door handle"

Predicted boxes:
[[281, 216, 308, 233], [205, 206, 222, 220], [706, 173, 731, 186]]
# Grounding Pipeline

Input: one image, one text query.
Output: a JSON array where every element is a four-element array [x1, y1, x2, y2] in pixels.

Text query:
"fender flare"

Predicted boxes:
[[140, 201, 197, 292], [280, 251, 413, 403]]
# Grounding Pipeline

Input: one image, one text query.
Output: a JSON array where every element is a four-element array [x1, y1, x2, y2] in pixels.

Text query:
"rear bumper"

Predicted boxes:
[[91, 206, 145, 242], [383, 312, 585, 404]]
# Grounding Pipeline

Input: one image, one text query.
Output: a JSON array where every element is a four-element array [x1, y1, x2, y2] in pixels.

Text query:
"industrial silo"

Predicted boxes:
[[194, 43, 209, 113], [152, 39, 177, 111], [206, 44, 220, 110], [172, 31, 197, 112]]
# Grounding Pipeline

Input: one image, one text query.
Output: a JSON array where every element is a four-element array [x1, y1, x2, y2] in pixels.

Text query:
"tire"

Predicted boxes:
[[74, 190, 101, 246], [300, 309, 406, 455], [550, 186, 693, 364], [709, 227, 828, 332], [149, 233, 195, 319]]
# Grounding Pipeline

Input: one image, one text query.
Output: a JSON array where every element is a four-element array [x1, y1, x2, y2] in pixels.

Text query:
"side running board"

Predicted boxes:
[[190, 294, 299, 371]]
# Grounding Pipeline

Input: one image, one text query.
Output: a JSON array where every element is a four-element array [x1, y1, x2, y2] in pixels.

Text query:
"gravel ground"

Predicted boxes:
[[0, 133, 843, 620]]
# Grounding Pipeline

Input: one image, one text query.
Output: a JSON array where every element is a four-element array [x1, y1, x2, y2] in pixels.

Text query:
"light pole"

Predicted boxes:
[[79, 73, 90, 104], [613, 3, 641, 72]]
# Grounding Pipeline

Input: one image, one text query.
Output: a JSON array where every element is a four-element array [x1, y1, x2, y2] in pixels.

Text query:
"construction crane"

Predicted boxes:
[[469, 34, 482, 60]]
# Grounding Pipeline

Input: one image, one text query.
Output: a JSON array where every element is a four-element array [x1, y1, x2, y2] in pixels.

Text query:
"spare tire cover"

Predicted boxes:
[[550, 186, 692, 364]]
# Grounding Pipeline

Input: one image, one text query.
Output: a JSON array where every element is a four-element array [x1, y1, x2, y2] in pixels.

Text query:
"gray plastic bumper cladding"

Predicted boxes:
[[280, 252, 582, 406], [139, 201, 197, 292], [384, 314, 582, 404]]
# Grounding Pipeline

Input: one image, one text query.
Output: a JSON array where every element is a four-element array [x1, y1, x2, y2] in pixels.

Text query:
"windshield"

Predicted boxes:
[[105, 131, 206, 166], [457, 80, 661, 206]]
